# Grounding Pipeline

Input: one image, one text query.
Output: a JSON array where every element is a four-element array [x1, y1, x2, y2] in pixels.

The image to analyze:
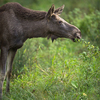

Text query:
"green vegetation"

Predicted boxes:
[[0, 0, 100, 100]]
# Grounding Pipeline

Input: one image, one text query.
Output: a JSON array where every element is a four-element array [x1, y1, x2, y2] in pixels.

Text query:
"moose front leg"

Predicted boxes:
[[0, 47, 8, 99], [6, 49, 17, 92]]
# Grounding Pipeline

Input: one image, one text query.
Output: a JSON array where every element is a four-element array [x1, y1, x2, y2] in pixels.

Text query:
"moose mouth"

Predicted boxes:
[[71, 38, 80, 42], [71, 32, 81, 42], [71, 38, 77, 42]]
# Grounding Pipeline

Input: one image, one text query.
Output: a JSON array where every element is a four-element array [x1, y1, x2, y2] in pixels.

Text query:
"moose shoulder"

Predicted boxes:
[[0, 2, 81, 99]]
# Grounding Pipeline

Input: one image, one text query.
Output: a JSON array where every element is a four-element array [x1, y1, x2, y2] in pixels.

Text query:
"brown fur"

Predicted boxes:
[[0, 2, 81, 99], [0, 2, 47, 20]]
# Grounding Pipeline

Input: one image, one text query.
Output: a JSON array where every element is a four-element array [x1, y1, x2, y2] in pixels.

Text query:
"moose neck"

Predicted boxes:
[[23, 19, 48, 40]]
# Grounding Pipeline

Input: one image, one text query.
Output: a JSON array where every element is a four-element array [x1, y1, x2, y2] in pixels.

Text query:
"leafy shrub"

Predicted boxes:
[[63, 8, 100, 47], [79, 10, 100, 46], [8, 39, 100, 100]]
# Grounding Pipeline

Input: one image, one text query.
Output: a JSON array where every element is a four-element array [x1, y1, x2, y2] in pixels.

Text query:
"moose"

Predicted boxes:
[[0, 2, 81, 99]]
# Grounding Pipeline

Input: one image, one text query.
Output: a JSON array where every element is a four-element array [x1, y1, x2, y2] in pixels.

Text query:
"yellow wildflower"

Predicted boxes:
[[83, 93, 87, 96]]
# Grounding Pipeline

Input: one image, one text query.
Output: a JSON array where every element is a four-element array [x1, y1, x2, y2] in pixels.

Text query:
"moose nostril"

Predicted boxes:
[[77, 36, 80, 39]]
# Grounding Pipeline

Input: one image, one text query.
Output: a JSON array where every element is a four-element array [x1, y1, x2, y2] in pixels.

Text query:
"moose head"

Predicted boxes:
[[46, 5, 81, 42]]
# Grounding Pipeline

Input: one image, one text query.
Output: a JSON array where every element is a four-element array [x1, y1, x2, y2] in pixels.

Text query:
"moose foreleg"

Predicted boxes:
[[6, 49, 17, 92], [0, 47, 8, 99]]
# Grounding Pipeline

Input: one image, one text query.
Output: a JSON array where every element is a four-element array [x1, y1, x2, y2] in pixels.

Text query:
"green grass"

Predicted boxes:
[[3, 38, 100, 100]]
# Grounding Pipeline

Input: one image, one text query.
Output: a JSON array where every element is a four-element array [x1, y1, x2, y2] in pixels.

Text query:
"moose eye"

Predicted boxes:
[[58, 21, 62, 24]]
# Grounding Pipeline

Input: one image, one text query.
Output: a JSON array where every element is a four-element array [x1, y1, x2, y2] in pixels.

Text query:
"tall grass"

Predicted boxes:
[[3, 39, 100, 100]]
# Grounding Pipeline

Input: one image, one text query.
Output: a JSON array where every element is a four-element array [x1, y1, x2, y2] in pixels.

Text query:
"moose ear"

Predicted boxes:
[[47, 4, 55, 19], [54, 5, 64, 15]]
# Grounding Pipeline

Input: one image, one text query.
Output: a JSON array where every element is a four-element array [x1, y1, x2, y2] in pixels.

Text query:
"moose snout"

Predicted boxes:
[[72, 32, 81, 42], [75, 32, 81, 39]]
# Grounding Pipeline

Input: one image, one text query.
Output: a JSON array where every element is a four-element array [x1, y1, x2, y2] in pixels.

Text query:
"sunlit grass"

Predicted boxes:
[[2, 38, 100, 100]]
